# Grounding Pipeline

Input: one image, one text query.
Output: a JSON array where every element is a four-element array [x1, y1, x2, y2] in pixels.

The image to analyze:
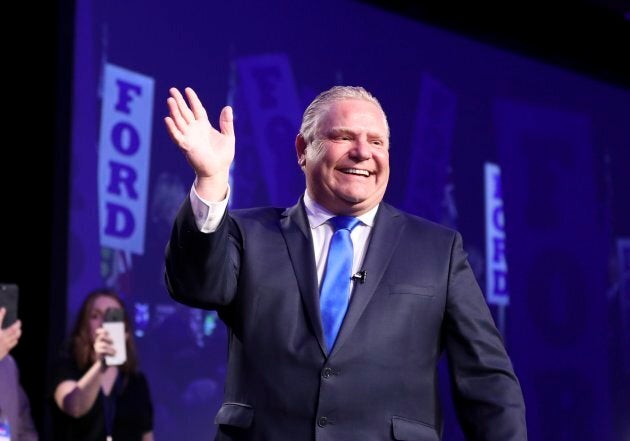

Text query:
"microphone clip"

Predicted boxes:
[[351, 270, 367, 284]]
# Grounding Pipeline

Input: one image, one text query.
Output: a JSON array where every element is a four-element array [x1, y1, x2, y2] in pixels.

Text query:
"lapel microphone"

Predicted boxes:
[[351, 270, 367, 284]]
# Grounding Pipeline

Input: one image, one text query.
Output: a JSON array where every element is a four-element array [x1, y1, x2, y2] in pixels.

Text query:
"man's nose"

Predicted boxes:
[[349, 139, 372, 159]]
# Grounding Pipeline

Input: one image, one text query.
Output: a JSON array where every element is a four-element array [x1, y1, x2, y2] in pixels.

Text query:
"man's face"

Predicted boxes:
[[299, 99, 390, 215]]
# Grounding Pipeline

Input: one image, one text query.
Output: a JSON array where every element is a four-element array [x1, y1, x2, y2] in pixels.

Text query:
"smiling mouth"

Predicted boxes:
[[340, 168, 370, 177]]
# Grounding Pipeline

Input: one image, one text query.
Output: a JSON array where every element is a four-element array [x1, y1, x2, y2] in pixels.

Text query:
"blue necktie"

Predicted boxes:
[[320, 216, 360, 353]]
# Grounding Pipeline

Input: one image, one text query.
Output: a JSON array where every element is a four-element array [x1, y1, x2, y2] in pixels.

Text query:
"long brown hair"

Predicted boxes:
[[70, 288, 139, 373]]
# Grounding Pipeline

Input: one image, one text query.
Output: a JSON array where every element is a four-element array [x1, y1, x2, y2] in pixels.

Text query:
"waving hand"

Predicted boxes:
[[164, 87, 234, 201]]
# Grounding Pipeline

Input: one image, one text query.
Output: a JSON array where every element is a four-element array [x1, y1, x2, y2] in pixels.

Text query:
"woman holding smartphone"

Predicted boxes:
[[51, 288, 154, 441]]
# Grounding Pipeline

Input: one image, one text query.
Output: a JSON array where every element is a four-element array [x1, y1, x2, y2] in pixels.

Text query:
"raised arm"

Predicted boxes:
[[164, 87, 235, 202], [54, 327, 117, 418]]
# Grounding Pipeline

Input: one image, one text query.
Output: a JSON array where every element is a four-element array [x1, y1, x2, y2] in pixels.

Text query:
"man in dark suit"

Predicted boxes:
[[163, 85, 527, 440]]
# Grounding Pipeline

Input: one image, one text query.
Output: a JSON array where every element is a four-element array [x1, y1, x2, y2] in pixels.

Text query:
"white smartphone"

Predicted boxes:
[[103, 307, 127, 366]]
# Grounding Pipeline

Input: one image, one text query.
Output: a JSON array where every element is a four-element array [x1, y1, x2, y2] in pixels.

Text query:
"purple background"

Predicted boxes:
[[1, 1, 628, 440], [66, 0, 630, 439]]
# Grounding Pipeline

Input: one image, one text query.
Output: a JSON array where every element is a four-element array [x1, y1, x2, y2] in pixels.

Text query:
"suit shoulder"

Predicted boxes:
[[383, 203, 459, 239], [230, 206, 285, 221]]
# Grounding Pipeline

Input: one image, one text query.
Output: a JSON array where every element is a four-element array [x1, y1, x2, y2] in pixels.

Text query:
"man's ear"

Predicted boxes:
[[295, 134, 307, 166]]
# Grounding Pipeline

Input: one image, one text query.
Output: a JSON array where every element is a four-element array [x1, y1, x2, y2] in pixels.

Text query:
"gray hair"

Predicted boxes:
[[299, 86, 389, 145]]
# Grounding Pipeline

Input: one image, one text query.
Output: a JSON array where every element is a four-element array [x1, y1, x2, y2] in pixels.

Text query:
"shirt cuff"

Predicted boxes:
[[189, 184, 230, 233]]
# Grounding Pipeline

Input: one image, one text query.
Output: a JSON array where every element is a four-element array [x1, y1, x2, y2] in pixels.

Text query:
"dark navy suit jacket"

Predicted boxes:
[[165, 197, 527, 441]]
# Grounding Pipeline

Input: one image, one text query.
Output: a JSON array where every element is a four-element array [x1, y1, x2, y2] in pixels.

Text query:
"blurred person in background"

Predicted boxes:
[[51, 288, 154, 441], [0, 307, 39, 441]]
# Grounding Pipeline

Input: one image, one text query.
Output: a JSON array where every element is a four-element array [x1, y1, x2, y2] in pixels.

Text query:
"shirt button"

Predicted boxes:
[[318, 416, 328, 427], [322, 367, 333, 378]]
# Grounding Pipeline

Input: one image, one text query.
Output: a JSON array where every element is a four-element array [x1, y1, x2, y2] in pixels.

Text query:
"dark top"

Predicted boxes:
[[51, 348, 153, 441]]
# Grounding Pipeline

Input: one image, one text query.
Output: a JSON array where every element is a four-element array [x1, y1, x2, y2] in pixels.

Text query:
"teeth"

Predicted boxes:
[[342, 168, 370, 177]]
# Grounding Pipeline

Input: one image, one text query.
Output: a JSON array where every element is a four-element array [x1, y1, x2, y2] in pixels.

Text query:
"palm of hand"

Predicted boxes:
[[181, 117, 235, 178]]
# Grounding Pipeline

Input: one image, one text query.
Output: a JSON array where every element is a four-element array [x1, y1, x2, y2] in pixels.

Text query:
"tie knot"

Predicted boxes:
[[329, 216, 360, 232]]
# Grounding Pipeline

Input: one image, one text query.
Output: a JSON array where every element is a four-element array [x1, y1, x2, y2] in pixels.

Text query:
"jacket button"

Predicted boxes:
[[318, 416, 328, 427], [322, 367, 333, 378]]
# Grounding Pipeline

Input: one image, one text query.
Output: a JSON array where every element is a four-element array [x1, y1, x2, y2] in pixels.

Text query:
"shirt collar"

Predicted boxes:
[[303, 191, 379, 229]]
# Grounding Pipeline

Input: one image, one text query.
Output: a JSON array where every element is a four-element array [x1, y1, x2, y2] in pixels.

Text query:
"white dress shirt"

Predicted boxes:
[[190, 186, 378, 293]]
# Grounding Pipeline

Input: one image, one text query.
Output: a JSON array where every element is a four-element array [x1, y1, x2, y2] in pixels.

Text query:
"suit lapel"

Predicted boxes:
[[279, 199, 328, 354], [331, 203, 405, 355]]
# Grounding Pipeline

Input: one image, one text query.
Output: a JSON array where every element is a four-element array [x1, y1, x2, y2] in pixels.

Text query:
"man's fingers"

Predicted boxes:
[[166, 96, 190, 134], [170, 87, 196, 124], [185, 87, 209, 122], [164, 117, 183, 145], [219, 106, 234, 137]]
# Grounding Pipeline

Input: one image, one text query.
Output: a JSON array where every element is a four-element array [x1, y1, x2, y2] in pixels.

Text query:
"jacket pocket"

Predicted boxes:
[[388, 284, 435, 298], [392, 416, 439, 441], [214, 402, 254, 428]]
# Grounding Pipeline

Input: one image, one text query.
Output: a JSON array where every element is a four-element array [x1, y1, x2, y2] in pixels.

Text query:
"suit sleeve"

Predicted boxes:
[[164, 196, 241, 310], [443, 232, 527, 440]]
